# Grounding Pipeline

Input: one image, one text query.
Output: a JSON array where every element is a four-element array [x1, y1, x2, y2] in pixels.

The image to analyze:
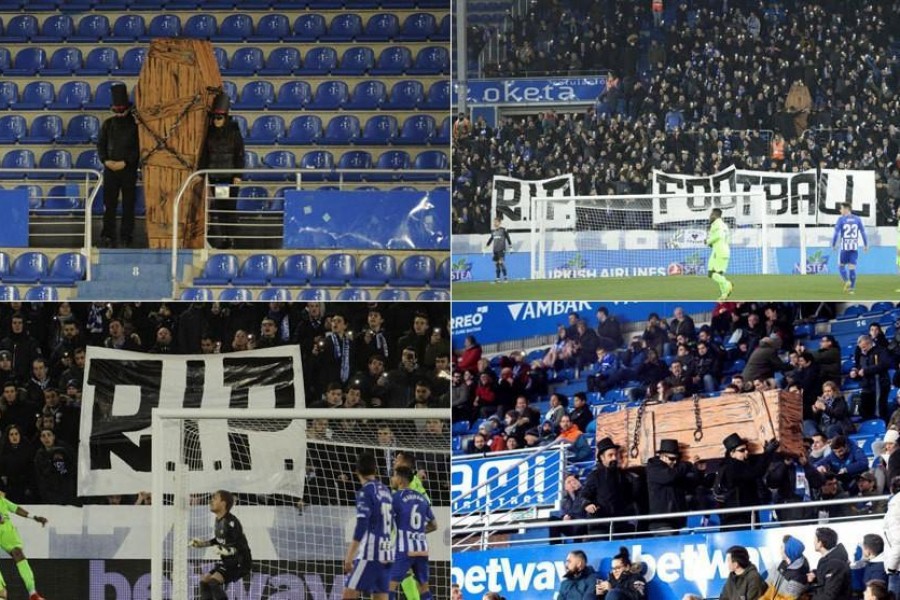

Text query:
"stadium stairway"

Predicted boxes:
[[75, 248, 193, 299]]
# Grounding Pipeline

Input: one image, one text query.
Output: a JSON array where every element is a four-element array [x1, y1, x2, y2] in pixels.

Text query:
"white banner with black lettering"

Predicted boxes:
[[78, 346, 305, 496], [491, 174, 575, 232], [651, 165, 876, 226]]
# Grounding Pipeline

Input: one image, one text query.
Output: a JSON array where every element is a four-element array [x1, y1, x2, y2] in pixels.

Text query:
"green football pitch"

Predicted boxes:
[[453, 275, 900, 301]]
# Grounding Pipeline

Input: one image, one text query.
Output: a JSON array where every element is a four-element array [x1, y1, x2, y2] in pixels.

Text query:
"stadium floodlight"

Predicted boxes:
[[150, 407, 449, 600], [529, 191, 780, 280]]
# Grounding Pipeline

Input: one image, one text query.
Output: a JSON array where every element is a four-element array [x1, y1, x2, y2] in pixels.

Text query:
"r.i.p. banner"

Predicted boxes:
[[77, 346, 306, 496]]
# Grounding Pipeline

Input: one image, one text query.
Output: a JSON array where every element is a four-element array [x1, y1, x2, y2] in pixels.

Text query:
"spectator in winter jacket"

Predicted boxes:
[[719, 545, 768, 600], [693, 341, 723, 394], [814, 335, 842, 386], [457, 335, 482, 374], [646, 439, 701, 532], [556, 550, 596, 600], [849, 335, 892, 421], [852, 472, 888, 515], [807, 527, 851, 600], [760, 535, 809, 600], [850, 533, 888, 595], [742, 337, 790, 383], [813, 435, 869, 486], [596, 546, 646, 599], [864, 580, 891, 600], [596, 307, 624, 350], [569, 392, 593, 433], [881, 476, 900, 597], [549, 474, 587, 543], [804, 381, 852, 439]]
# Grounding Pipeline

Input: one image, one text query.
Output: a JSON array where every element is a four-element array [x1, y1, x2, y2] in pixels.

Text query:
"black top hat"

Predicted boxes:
[[110, 83, 129, 112], [596, 437, 620, 454], [657, 439, 680, 456], [211, 91, 230, 115], [723, 432, 745, 453]]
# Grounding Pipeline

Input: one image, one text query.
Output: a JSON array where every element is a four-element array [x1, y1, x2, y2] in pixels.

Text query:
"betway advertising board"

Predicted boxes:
[[451, 301, 712, 346], [452, 519, 880, 600]]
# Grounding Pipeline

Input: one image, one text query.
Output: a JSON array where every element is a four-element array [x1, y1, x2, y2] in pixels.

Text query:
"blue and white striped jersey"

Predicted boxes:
[[832, 213, 868, 251], [354, 479, 395, 562], [392, 488, 434, 555]]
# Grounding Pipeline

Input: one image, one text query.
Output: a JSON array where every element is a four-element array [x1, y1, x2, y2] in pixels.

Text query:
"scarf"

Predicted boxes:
[[328, 332, 351, 382], [374, 330, 388, 360]]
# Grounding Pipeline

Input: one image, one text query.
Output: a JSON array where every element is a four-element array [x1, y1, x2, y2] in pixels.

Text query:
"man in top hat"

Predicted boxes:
[[199, 91, 245, 249], [97, 82, 139, 248], [646, 439, 702, 533], [715, 432, 780, 526], [578, 437, 635, 535]]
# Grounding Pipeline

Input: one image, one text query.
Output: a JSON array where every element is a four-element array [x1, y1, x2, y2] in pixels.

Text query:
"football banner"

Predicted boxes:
[[492, 174, 575, 233], [651, 166, 876, 226], [78, 346, 306, 496]]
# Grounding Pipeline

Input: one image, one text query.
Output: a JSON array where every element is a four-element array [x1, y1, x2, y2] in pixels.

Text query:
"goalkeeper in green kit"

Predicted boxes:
[[0, 491, 47, 600], [707, 208, 733, 301]]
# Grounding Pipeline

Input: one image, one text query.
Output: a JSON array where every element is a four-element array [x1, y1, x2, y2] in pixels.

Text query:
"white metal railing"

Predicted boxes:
[[169, 168, 448, 288], [0, 167, 102, 280]]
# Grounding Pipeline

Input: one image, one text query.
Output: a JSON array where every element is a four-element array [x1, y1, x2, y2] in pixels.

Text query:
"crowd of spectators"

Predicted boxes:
[[454, 0, 900, 233], [0, 301, 450, 507], [453, 301, 900, 542]]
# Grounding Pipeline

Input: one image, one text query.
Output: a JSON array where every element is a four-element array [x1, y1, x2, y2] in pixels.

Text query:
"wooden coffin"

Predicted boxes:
[[136, 38, 222, 249], [595, 390, 804, 468]]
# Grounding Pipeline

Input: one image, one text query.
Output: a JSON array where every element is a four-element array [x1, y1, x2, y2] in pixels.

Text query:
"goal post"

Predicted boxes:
[[530, 191, 782, 280], [150, 407, 450, 600]]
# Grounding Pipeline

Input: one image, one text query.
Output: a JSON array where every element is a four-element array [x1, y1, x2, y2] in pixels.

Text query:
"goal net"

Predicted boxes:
[[529, 191, 776, 280], [150, 408, 450, 600]]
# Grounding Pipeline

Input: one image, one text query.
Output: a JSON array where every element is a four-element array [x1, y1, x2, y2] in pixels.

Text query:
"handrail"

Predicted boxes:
[[169, 168, 449, 290]]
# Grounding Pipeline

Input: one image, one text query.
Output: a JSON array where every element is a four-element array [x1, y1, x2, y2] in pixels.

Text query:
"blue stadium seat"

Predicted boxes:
[[236, 186, 269, 212], [396, 114, 436, 144], [15, 82, 55, 110], [217, 13, 254, 41], [0, 115, 26, 143], [5, 15, 38, 41], [218, 288, 253, 302], [5, 252, 49, 284], [16, 185, 42, 209], [246, 115, 286, 145], [376, 289, 410, 300], [411, 150, 448, 180], [147, 14, 182, 39], [368, 150, 410, 181], [75, 150, 103, 172], [416, 290, 449, 301], [370, 46, 412, 75], [43, 47, 83, 76], [24, 286, 58, 302], [184, 14, 218, 39], [225, 47, 264, 75], [112, 15, 145, 41], [258, 150, 297, 181], [0, 83, 14, 110], [78, 47, 119, 75], [335, 47, 375, 75], [292, 13, 326, 41], [840, 304, 867, 318], [33, 150, 72, 179], [259, 47, 301, 75], [180, 288, 215, 301], [85, 80, 125, 110], [394, 255, 436, 286], [409, 46, 449, 75], [271, 81, 312, 110], [307, 81, 348, 110], [337, 289, 370, 301], [254, 13, 290, 41], [345, 80, 386, 110], [50, 81, 91, 110], [60, 114, 100, 145], [31, 15, 75, 44], [119, 47, 147, 76], [359, 13, 399, 41], [436, 14, 450, 41], [858, 419, 887, 437], [297, 289, 331, 301], [284, 116, 323, 145], [194, 253, 239, 285], [257, 288, 292, 301], [433, 116, 451, 145], [70, 15, 110, 42], [6, 48, 47, 76], [243, 149, 259, 169], [22, 116, 63, 144], [352, 254, 397, 286], [359, 115, 398, 145], [43, 186, 80, 213], [300, 150, 334, 181], [385, 80, 425, 110], [221, 80, 239, 107], [314, 253, 356, 286], [212, 46, 228, 72], [397, 12, 437, 41], [337, 151, 372, 180], [233, 253, 278, 286], [0, 151, 35, 180], [323, 13, 362, 41], [234, 80, 275, 110], [422, 80, 450, 110], [0, 49, 10, 74], [433, 258, 450, 288], [322, 115, 360, 145], [0, 286, 19, 301], [271, 254, 317, 286], [301, 47, 338, 75], [43, 252, 86, 285]]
